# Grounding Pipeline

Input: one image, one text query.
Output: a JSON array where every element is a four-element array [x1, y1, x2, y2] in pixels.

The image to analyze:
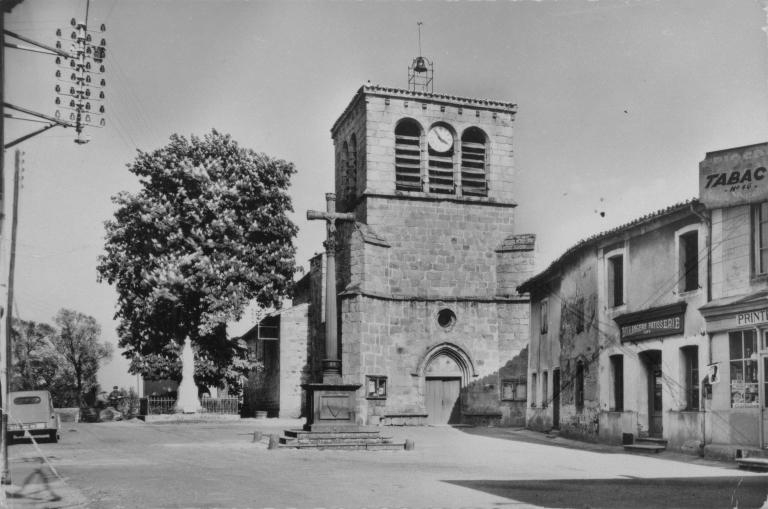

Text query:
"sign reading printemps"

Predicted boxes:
[[737, 309, 768, 326], [699, 142, 768, 209], [613, 302, 687, 343]]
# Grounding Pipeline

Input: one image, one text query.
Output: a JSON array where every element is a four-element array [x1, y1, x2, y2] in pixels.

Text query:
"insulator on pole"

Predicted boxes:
[[99, 105, 105, 113], [99, 91, 104, 99], [71, 18, 76, 27], [85, 115, 91, 123], [55, 57, 61, 65], [86, 75, 91, 83], [100, 118, 105, 127], [100, 24, 106, 32], [100, 65, 105, 73], [69, 100, 75, 107], [55, 70, 61, 78], [100, 39, 106, 47], [69, 87, 75, 95], [86, 34, 92, 43], [70, 31, 76, 40], [86, 62, 91, 70], [85, 103, 91, 110], [100, 79, 105, 86], [86, 47, 92, 55], [85, 89, 90, 97], [55, 85, 61, 93], [70, 73, 76, 81], [55, 110, 60, 118], [69, 113, 75, 120], [56, 41, 61, 49], [56, 29, 62, 37], [55, 97, 60, 105], [70, 60, 75, 68]]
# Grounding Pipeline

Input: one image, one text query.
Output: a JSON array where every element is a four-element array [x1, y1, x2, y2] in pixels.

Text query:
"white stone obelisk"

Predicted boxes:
[[175, 337, 202, 414]]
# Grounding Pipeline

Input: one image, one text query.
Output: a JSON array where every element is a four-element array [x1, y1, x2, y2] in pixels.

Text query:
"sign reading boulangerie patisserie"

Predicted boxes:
[[614, 302, 687, 343], [699, 142, 768, 209]]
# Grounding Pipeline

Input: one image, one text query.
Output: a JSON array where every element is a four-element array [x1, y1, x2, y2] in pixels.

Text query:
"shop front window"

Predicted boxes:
[[730, 330, 759, 408]]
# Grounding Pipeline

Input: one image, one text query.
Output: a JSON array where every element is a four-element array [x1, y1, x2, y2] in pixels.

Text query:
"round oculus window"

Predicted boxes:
[[437, 309, 457, 329]]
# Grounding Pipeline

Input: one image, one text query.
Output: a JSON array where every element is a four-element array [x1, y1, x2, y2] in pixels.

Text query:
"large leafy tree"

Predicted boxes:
[[11, 319, 57, 392], [51, 309, 114, 407], [97, 130, 298, 390]]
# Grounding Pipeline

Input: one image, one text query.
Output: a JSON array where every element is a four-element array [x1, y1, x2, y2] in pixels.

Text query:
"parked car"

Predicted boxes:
[[7, 390, 61, 443]]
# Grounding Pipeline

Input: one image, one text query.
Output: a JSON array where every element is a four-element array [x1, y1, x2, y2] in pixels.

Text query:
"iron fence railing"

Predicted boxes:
[[147, 396, 177, 415], [146, 396, 240, 415], [200, 397, 239, 415]]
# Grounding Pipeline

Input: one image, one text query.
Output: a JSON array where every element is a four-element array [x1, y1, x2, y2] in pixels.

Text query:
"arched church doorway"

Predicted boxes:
[[424, 353, 464, 425]]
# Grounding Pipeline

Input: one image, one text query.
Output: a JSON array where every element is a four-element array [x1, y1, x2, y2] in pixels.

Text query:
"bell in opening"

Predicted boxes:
[[414, 57, 427, 73]]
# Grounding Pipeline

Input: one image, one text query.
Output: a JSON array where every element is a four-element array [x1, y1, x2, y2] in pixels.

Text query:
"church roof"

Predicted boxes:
[[331, 84, 517, 135], [517, 198, 701, 295]]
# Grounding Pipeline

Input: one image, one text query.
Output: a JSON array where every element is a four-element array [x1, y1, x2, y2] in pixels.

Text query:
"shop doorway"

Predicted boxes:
[[642, 350, 663, 438], [552, 368, 560, 429]]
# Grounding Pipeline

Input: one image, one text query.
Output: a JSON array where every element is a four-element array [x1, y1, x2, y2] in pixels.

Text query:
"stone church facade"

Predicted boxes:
[[245, 85, 536, 426]]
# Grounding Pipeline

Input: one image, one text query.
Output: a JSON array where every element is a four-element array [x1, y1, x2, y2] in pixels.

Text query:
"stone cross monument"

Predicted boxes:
[[303, 193, 361, 431], [307, 193, 355, 382]]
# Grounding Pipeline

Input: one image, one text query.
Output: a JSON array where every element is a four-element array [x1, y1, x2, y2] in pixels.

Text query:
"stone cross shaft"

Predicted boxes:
[[307, 193, 355, 381]]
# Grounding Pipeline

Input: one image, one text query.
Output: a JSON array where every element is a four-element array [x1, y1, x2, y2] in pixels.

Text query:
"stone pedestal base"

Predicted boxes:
[[301, 383, 361, 432]]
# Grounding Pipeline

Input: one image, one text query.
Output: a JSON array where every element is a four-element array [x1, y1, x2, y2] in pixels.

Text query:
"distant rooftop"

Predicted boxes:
[[517, 198, 701, 294]]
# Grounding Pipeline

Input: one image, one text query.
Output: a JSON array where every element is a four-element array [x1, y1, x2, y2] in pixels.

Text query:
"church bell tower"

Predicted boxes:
[[327, 72, 534, 426]]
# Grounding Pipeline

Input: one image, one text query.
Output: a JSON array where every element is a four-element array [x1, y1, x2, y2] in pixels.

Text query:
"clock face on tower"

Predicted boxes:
[[428, 126, 453, 153]]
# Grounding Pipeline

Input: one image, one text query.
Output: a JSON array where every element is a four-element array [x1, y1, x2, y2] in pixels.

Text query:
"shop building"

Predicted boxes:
[[519, 200, 709, 450], [697, 142, 768, 449]]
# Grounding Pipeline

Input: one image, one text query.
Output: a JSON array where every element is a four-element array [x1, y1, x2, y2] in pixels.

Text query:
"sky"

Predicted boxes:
[[3, 0, 767, 392]]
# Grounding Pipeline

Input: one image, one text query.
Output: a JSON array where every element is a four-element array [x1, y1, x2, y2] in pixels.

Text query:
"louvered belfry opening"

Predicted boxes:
[[461, 127, 487, 196], [395, 120, 422, 192], [428, 125, 455, 195]]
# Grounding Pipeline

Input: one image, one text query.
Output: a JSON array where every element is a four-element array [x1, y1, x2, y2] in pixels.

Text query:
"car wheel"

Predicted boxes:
[[48, 430, 58, 443]]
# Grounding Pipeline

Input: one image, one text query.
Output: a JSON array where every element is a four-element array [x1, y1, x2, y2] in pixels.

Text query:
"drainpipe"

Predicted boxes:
[[757, 326, 764, 450]]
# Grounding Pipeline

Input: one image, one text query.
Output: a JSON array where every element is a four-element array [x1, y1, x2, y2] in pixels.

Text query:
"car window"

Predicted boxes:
[[13, 396, 41, 405]]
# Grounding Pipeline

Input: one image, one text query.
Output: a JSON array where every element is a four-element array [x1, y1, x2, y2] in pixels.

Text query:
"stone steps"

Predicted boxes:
[[737, 457, 768, 469], [277, 428, 405, 450], [623, 443, 666, 453], [279, 442, 406, 451]]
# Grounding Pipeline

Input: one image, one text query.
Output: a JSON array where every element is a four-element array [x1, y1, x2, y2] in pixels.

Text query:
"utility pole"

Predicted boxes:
[[0, 0, 107, 485], [1, 150, 19, 485]]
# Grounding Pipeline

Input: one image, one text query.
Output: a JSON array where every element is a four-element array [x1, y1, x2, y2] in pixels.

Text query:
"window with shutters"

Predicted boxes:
[[395, 120, 423, 192], [428, 124, 455, 195], [461, 127, 487, 196]]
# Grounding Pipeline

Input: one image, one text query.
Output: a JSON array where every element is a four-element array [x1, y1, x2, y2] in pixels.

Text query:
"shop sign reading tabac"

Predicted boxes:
[[699, 142, 768, 209]]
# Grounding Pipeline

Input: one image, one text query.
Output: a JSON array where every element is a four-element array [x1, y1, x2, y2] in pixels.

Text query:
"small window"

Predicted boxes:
[[366, 376, 387, 399], [610, 355, 624, 412], [460, 127, 487, 196], [542, 372, 548, 408], [540, 299, 549, 334], [575, 361, 585, 408], [680, 231, 699, 292], [437, 309, 457, 329], [755, 203, 768, 275], [608, 255, 624, 308], [502, 379, 527, 401], [682, 346, 700, 411], [395, 120, 422, 192], [531, 373, 538, 407], [729, 330, 758, 408], [13, 396, 41, 405]]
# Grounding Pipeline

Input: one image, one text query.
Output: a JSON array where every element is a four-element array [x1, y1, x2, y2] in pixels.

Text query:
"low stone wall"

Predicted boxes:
[[55, 408, 80, 423], [461, 412, 502, 427], [379, 414, 427, 426]]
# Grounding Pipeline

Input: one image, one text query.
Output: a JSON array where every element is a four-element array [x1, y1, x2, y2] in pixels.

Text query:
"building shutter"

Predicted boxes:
[[461, 128, 487, 196], [395, 127, 422, 191]]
